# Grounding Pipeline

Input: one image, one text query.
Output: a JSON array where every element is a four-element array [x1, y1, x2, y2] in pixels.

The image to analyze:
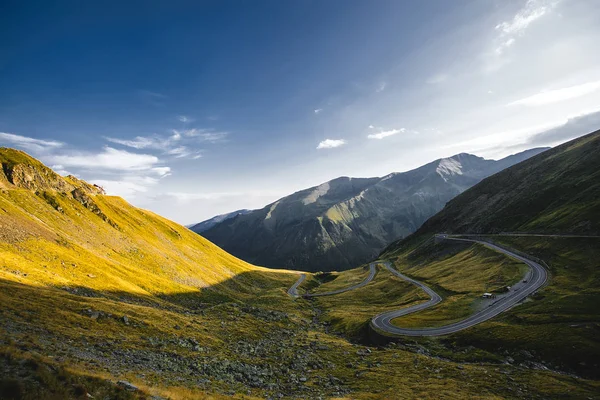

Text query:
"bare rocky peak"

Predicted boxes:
[[0, 147, 104, 195]]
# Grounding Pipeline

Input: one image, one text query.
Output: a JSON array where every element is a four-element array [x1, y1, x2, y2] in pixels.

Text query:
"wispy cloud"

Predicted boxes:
[[48, 146, 171, 176], [90, 176, 162, 198], [494, 0, 556, 56], [508, 80, 600, 107], [314, 108, 323, 114], [316, 139, 346, 149], [0, 132, 64, 152], [367, 127, 406, 140], [178, 115, 192, 123], [50, 164, 75, 176], [173, 128, 228, 143], [105, 136, 159, 150], [105, 127, 226, 160]]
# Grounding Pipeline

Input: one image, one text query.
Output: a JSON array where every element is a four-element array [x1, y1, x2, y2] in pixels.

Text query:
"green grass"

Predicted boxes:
[[308, 264, 371, 294], [445, 236, 600, 378], [1, 148, 600, 398], [389, 242, 526, 328], [311, 265, 428, 339]]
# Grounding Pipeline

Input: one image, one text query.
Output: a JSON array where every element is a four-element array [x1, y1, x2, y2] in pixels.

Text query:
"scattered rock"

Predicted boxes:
[[117, 380, 138, 391]]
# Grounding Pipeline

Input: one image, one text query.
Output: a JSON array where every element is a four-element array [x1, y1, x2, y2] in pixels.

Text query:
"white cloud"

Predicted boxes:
[[50, 164, 75, 176], [49, 146, 170, 176], [172, 129, 228, 143], [314, 108, 323, 114], [496, 0, 552, 36], [508, 80, 600, 106], [493, 0, 556, 56], [0, 132, 64, 152], [367, 128, 405, 140], [91, 179, 150, 197], [105, 136, 159, 149], [316, 139, 346, 149], [165, 146, 202, 159], [106, 128, 226, 160], [178, 115, 192, 123]]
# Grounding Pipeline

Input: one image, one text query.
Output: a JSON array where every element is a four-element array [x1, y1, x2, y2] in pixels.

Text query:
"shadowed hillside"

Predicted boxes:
[[401, 130, 600, 239]]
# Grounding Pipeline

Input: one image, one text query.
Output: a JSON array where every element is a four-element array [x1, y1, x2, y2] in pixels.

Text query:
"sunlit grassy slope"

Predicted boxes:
[[0, 148, 295, 305]]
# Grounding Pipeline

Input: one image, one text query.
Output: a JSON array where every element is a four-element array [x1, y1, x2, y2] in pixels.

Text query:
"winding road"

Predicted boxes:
[[288, 236, 548, 337], [288, 263, 377, 298]]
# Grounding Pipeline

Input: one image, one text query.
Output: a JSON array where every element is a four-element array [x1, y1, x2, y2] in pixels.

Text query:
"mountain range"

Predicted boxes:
[[1, 134, 599, 398], [198, 148, 548, 271]]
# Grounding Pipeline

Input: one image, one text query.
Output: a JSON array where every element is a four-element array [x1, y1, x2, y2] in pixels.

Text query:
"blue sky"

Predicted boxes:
[[2, 0, 600, 223]]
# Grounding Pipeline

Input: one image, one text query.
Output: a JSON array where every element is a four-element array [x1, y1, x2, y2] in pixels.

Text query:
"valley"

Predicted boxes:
[[0, 132, 599, 399], [4, 2, 600, 399]]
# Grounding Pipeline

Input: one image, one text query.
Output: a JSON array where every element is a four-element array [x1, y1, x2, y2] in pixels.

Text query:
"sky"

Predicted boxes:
[[1, 0, 600, 224]]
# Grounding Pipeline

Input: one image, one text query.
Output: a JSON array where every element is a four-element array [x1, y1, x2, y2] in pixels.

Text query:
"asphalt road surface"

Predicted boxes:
[[287, 236, 548, 336], [370, 237, 548, 336], [288, 263, 377, 298], [287, 273, 307, 297]]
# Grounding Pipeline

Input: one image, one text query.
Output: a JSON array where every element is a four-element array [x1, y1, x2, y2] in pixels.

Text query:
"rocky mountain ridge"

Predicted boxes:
[[200, 148, 549, 271]]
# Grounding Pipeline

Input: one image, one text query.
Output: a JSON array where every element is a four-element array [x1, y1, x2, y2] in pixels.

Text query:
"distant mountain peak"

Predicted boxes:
[[198, 146, 546, 272], [302, 182, 331, 205], [436, 158, 464, 181]]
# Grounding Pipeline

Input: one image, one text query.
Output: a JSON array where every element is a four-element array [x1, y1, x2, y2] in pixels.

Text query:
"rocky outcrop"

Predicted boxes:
[[1, 161, 73, 192], [0, 147, 116, 228]]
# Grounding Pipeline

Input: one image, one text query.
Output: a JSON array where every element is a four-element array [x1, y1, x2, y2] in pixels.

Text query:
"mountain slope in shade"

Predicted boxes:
[[384, 130, 600, 249], [190, 209, 252, 233], [201, 147, 548, 272]]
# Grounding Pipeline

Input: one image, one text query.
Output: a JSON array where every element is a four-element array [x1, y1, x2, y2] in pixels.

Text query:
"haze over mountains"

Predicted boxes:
[[199, 148, 548, 271]]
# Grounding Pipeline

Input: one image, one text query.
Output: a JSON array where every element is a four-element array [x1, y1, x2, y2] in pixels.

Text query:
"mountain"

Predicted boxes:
[[190, 209, 252, 233], [378, 129, 600, 379], [200, 148, 548, 272], [1, 148, 597, 399], [0, 148, 284, 303], [386, 130, 600, 244]]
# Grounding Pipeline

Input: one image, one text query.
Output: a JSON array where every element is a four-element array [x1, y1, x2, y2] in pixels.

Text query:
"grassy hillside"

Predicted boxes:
[[376, 131, 600, 379], [411, 130, 600, 236], [1, 147, 599, 399], [0, 148, 293, 306]]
